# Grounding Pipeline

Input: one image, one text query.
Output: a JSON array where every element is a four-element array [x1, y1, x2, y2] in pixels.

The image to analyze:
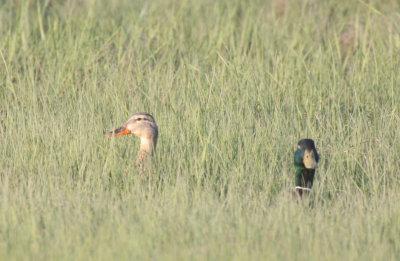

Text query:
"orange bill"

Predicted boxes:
[[104, 126, 131, 137]]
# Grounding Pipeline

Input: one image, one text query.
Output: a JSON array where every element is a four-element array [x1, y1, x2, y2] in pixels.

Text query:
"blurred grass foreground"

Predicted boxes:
[[0, 0, 400, 260]]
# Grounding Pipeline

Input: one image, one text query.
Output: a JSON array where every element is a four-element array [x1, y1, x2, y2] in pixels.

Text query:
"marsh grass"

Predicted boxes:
[[0, 0, 400, 260]]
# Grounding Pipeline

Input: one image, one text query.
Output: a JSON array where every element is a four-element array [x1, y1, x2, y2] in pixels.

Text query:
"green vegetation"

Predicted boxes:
[[1, 0, 399, 260]]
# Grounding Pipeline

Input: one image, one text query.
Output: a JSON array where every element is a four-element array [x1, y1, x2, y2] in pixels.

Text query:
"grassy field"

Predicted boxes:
[[1, 0, 400, 260]]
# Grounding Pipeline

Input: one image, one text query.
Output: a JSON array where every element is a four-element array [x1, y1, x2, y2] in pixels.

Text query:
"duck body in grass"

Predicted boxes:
[[294, 139, 319, 197]]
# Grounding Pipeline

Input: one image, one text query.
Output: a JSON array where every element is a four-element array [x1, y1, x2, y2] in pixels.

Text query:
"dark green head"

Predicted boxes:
[[297, 139, 317, 153], [294, 139, 319, 168]]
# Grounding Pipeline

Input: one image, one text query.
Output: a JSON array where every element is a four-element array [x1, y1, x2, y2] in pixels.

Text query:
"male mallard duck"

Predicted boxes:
[[105, 113, 158, 171], [293, 139, 319, 197]]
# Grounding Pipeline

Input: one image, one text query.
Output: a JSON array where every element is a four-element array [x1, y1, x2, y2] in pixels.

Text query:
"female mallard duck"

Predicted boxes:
[[105, 113, 158, 171], [293, 139, 319, 197]]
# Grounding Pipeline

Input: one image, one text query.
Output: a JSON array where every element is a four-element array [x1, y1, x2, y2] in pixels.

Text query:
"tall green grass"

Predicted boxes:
[[1, 0, 400, 260]]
